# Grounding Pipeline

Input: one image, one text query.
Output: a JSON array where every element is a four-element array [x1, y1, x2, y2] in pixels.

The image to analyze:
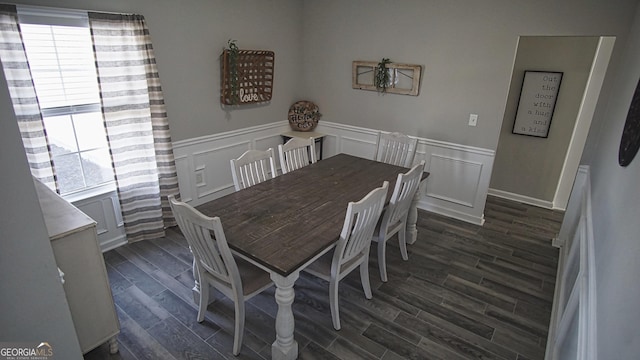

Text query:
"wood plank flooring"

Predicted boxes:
[[85, 195, 562, 360]]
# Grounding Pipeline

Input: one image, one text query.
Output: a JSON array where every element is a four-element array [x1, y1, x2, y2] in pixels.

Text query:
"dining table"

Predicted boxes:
[[196, 153, 429, 359]]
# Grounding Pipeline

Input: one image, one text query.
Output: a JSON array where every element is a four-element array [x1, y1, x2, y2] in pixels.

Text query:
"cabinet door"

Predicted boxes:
[[52, 225, 120, 353]]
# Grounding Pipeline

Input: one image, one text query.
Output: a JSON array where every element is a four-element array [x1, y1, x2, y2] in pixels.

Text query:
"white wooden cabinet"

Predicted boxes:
[[34, 179, 120, 354]]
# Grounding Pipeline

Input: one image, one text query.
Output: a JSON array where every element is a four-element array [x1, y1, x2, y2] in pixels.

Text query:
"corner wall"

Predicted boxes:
[[10, 0, 304, 142], [173, 120, 495, 225], [300, 0, 637, 152], [579, 3, 640, 358], [0, 62, 83, 359], [490, 36, 599, 204]]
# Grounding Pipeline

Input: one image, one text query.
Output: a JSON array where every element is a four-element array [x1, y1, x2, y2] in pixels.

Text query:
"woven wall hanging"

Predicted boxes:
[[220, 48, 274, 105]]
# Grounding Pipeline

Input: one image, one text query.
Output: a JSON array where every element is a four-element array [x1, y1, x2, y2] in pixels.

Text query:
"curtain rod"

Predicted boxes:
[[7, 3, 137, 17]]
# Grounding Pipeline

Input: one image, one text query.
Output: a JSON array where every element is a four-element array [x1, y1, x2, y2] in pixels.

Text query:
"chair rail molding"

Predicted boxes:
[[173, 120, 495, 225], [173, 121, 290, 206]]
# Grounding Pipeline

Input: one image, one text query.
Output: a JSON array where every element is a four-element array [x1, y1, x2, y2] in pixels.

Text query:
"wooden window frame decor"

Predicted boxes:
[[352, 60, 422, 96], [220, 45, 274, 105], [512, 70, 563, 138]]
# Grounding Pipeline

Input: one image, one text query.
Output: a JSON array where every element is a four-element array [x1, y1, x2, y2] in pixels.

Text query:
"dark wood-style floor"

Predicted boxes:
[[85, 195, 562, 360]]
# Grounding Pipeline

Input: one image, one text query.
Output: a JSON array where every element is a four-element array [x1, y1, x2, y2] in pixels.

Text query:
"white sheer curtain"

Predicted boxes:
[[0, 5, 179, 242], [0, 5, 57, 190], [89, 12, 179, 242]]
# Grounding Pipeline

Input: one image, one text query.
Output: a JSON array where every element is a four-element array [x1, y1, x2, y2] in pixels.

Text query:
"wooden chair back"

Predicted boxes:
[[230, 148, 277, 191], [375, 131, 418, 167], [169, 195, 273, 355], [334, 181, 389, 269], [374, 161, 425, 282], [278, 137, 316, 174], [169, 195, 240, 291], [383, 160, 425, 229]]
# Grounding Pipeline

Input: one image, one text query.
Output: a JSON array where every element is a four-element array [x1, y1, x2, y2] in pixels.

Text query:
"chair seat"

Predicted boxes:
[[236, 257, 272, 295], [304, 250, 362, 281], [372, 218, 404, 243]]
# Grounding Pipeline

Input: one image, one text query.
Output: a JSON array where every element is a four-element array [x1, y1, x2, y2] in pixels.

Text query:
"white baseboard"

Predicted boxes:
[[488, 188, 555, 209], [99, 235, 127, 253], [418, 198, 485, 225]]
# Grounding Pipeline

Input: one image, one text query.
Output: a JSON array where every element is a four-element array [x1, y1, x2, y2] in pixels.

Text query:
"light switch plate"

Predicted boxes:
[[469, 114, 478, 127]]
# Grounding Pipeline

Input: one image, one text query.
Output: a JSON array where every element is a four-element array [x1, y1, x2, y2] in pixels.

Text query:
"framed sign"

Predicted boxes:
[[512, 71, 563, 138]]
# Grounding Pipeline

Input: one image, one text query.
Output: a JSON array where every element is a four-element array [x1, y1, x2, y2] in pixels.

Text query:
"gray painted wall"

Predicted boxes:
[[2, 0, 640, 357], [581, 4, 640, 359], [11, 0, 637, 150], [300, 0, 637, 150], [491, 36, 599, 201], [0, 66, 83, 358], [12, 0, 304, 142]]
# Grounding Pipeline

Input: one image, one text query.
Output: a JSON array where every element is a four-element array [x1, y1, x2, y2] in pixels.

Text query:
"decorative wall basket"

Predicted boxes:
[[288, 101, 321, 131], [220, 49, 274, 105]]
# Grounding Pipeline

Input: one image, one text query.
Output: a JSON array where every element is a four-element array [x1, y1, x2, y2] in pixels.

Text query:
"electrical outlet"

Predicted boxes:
[[195, 171, 204, 185], [468, 114, 478, 127]]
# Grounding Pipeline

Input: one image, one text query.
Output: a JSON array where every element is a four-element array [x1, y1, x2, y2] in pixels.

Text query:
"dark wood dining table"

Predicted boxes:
[[197, 153, 428, 359]]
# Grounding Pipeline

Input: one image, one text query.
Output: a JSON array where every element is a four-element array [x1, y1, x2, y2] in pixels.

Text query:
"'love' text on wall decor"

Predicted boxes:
[[220, 49, 274, 105], [512, 71, 563, 138]]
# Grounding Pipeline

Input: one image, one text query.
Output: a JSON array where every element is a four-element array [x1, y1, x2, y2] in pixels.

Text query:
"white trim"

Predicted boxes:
[[173, 121, 288, 149], [320, 121, 495, 156], [99, 234, 127, 253], [488, 188, 555, 209], [545, 165, 597, 360], [174, 120, 495, 224], [554, 165, 589, 247], [62, 181, 117, 204], [17, 4, 89, 27], [553, 36, 615, 210], [418, 198, 486, 225]]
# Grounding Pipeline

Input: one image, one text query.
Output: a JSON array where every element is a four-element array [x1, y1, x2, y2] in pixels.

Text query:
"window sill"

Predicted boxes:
[[62, 182, 117, 203]]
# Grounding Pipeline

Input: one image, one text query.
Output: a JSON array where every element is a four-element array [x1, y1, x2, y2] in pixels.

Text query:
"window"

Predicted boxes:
[[19, 15, 113, 195]]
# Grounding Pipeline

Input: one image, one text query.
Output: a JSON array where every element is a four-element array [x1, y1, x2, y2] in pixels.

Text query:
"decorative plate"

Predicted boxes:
[[619, 78, 640, 167], [288, 101, 321, 132]]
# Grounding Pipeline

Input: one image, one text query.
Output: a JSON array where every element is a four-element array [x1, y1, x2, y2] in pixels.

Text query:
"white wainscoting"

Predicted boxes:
[[545, 165, 596, 360], [174, 120, 495, 225], [70, 189, 127, 252], [315, 122, 494, 225], [173, 121, 291, 206]]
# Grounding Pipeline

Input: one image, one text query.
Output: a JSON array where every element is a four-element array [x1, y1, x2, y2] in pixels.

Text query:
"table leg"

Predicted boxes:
[[407, 180, 426, 245], [108, 336, 119, 354], [191, 257, 200, 304], [270, 271, 299, 360]]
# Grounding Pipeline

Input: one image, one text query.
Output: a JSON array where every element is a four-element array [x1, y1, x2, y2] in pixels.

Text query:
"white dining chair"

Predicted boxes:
[[230, 148, 278, 191], [373, 161, 425, 282], [303, 181, 389, 330], [168, 195, 273, 356], [278, 137, 317, 174], [375, 131, 418, 168]]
